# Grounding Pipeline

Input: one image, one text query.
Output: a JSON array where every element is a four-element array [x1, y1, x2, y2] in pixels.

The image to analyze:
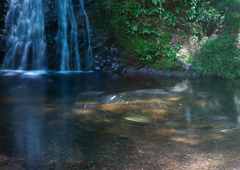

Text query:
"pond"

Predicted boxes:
[[0, 71, 240, 170]]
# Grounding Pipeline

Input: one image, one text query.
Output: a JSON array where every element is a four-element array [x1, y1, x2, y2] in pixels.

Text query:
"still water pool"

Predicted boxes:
[[0, 71, 240, 170]]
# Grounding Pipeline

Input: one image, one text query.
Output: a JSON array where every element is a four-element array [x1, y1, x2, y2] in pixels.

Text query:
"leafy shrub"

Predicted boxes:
[[193, 35, 240, 78], [95, 0, 224, 69]]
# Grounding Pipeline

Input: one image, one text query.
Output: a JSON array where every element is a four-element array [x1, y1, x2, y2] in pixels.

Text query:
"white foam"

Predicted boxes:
[[0, 70, 95, 77]]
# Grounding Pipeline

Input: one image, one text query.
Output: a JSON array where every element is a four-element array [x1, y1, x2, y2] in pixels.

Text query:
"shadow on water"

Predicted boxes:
[[1, 72, 240, 169]]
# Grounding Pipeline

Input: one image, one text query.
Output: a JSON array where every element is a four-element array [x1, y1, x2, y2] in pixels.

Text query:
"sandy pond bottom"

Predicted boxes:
[[0, 71, 240, 170]]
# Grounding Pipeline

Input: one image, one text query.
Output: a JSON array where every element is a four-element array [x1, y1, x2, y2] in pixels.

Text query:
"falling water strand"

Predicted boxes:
[[57, 0, 93, 71], [69, 0, 81, 70], [57, 0, 81, 71], [3, 0, 47, 70], [79, 0, 93, 70]]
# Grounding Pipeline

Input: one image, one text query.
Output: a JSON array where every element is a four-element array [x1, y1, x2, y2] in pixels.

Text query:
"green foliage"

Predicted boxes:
[[191, 0, 240, 79], [193, 35, 240, 79], [96, 0, 224, 70]]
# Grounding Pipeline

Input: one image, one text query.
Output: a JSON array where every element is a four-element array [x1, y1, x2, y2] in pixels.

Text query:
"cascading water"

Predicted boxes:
[[79, 0, 93, 70], [3, 0, 47, 70], [57, 0, 81, 71], [56, 0, 93, 71], [2, 0, 93, 71]]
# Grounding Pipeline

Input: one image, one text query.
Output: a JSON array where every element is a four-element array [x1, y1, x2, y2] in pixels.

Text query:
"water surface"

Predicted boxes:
[[0, 71, 240, 170]]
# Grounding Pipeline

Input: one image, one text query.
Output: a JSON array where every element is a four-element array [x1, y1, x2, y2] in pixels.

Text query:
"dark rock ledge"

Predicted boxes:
[[121, 67, 200, 79]]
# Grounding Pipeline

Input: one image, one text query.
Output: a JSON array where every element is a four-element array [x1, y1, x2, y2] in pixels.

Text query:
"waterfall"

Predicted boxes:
[[2, 0, 93, 71], [56, 0, 93, 71], [57, 0, 80, 71], [3, 0, 47, 70], [79, 0, 93, 70]]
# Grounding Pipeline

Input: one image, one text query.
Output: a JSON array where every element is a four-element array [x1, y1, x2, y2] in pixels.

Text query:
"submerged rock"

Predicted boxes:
[[124, 115, 151, 123]]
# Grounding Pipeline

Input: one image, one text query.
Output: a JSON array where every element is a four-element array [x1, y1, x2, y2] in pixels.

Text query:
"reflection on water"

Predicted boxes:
[[184, 106, 192, 124], [1, 72, 240, 169], [234, 90, 240, 125]]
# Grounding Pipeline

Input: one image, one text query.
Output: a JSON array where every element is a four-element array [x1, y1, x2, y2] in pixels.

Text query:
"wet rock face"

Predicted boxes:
[[0, 0, 7, 63], [0, 1, 6, 33], [93, 46, 122, 72], [88, 2, 123, 73]]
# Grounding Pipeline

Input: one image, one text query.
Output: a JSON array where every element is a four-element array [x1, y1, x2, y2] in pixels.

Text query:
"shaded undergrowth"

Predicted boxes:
[[192, 0, 240, 79]]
